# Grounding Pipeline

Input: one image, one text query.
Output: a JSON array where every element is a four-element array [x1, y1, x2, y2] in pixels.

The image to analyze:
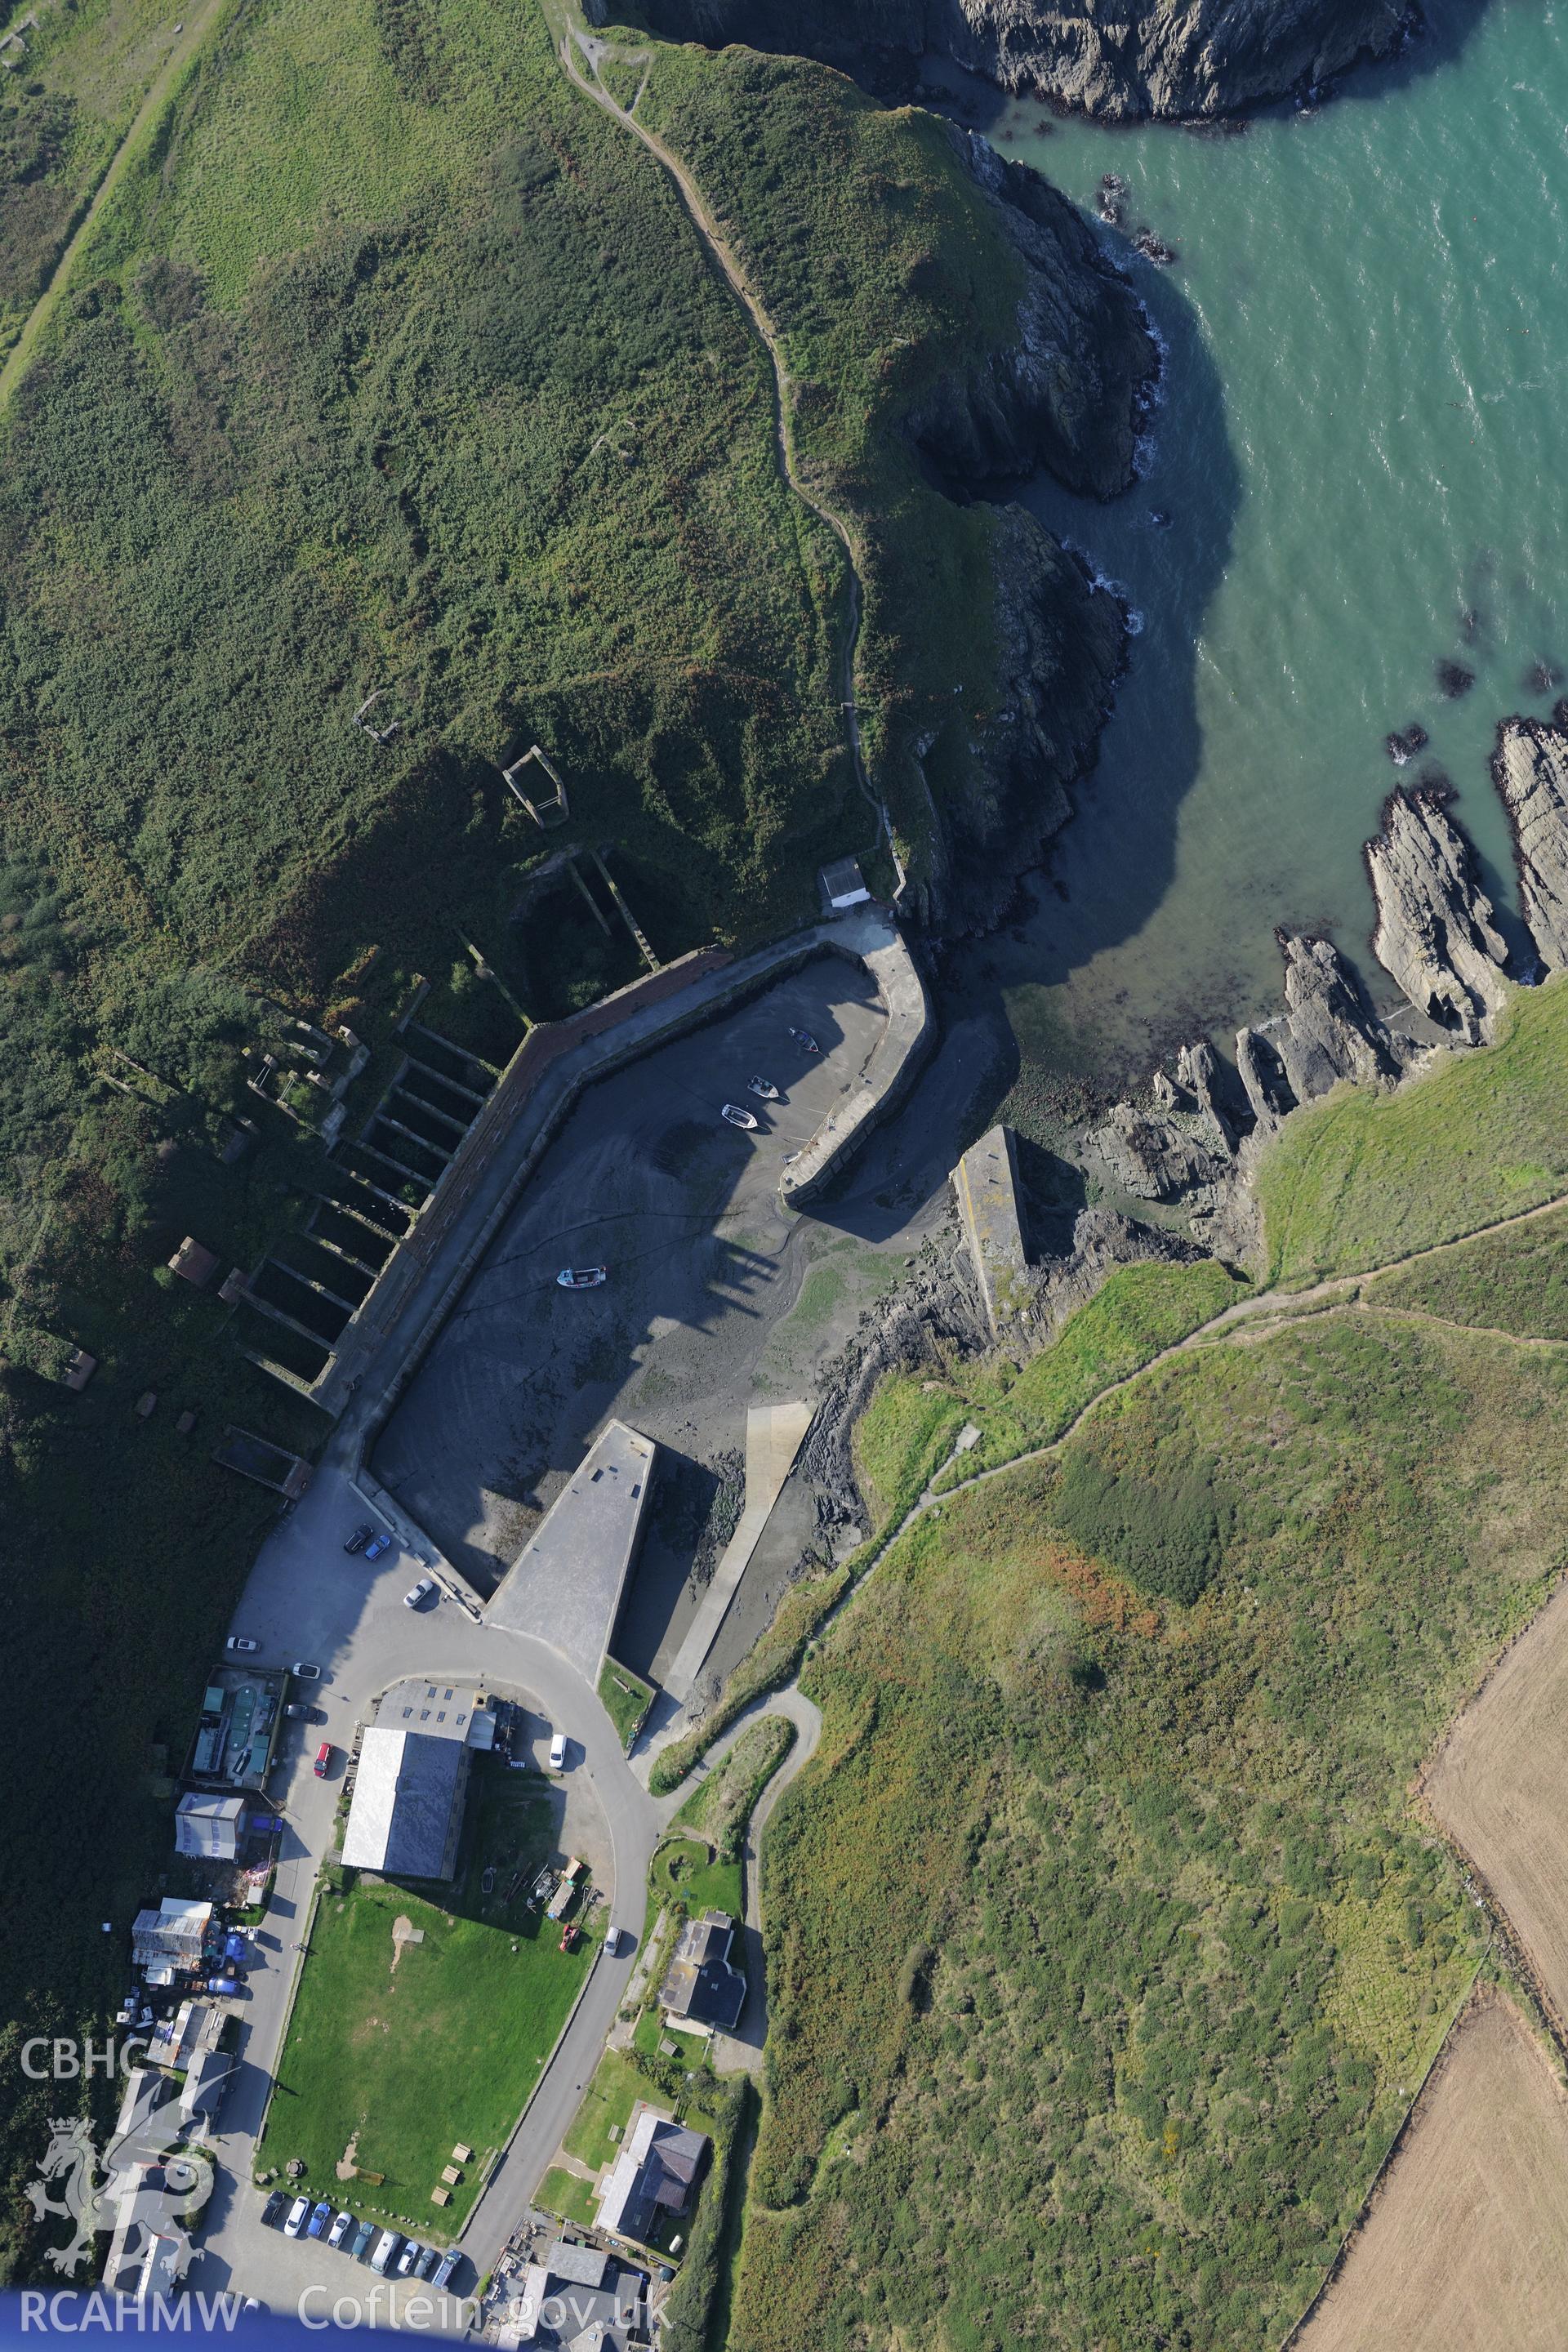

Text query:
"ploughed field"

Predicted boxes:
[[1424, 1577, 1568, 2031], [1297, 1994, 1568, 2352]]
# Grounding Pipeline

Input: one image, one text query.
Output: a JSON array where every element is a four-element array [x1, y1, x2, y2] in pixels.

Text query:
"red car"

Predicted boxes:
[[314, 1742, 334, 1778]]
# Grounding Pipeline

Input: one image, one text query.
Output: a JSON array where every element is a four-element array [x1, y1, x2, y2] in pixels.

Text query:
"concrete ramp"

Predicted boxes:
[[664, 1401, 814, 1702], [487, 1419, 655, 1681], [954, 1125, 1030, 1338]]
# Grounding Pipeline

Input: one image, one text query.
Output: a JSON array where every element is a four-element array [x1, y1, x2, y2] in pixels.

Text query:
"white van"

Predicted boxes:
[[370, 2230, 403, 2275]]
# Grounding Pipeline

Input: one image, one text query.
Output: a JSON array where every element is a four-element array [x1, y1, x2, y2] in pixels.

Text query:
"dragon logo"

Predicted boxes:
[[25, 2107, 216, 2279]]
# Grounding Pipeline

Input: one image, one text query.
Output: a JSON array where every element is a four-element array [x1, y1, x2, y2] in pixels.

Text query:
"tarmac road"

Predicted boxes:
[[189, 948, 978, 2323], [189, 1458, 662, 2321]]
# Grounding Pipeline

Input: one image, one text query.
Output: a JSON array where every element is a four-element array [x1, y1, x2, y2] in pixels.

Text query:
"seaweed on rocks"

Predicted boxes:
[[1384, 721, 1428, 766]]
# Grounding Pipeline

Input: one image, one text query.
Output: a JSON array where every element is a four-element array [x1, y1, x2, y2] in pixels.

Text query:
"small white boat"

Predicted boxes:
[[556, 1266, 608, 1290], [721, 1103, 760, 1130], [747, 1076, 780, 1100]]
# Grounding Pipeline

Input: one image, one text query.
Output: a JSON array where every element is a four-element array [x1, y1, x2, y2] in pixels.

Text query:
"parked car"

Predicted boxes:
[[206, 1976, 242, 1996], [394, 2240, 421, 2278], [344, 1523, 373, 1553], [261, 2191, 288, 2230], [414, 2246, 440, 2282], [556, 1266, 608, 1290], [720, 1102, 759, 1130], [306, 2201, 332, 2240], [284, 1703, 310, 1720], [225, 1636, 259, 1654], [604, 1925, 627, 1958], [350, 2219, 378, 2264], [403, 1577, 436, 1610], [327, 2210, 354, 2250], [292, 1661, 322, 1681], [314, 1741, 334, 1778], [786, 1027, 821, 1053], [364, 1533, 391, 1561], [430, 2251, 460, 2292], [369, 2230, 403, 2276], [283, 2198, 310, 2239], [747, 1076, 780, 1100], [548, 1730, 568, 1770]]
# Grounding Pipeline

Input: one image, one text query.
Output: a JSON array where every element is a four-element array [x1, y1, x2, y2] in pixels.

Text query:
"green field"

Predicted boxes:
[[563, 2051, 648, 2173], [537, 2164, 597, 2230], [1257, 974, 1568, 1284], [651, 1836, 744, 1922], [263, 1843, 591, 2235]]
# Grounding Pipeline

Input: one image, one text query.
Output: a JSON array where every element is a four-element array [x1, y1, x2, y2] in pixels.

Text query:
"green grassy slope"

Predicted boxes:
[[1256, 975, 1568, 1285], [0, 0, 1139, 2280], [1365, 1200, 1568, 1339], [636, 42, 1152, 871], [740, 1311, 1563, 2350]]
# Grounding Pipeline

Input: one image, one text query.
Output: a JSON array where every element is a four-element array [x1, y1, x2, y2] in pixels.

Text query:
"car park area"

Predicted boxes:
[[371, 956, 931, 1682]]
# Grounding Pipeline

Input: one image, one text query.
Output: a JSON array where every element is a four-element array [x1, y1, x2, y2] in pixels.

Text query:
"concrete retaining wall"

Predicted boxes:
[[777, 910, 935, 1208], [337, 910, 932, 1447]]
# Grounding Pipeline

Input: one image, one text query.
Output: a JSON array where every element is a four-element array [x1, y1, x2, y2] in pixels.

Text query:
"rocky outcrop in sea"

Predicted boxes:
[[906, 131, 1158, 501], [1365, 786, 1510, 1039], [610, 0, 1411, 122], [1493, 717, 1568, 970], [1082, 760, 1568, 1271]]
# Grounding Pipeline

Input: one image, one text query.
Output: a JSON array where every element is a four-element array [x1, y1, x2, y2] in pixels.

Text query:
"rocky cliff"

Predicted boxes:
[[1081, 761, 1568, 1267], [916, 501, 1128, 930], [612, 0, 1410, 121], [1493, 717, 1568, 971], [906, 131, 1157, 501], [893, 131, 1155, 929]]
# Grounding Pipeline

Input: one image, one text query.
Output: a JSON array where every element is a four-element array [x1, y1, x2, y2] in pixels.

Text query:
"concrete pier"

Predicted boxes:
[[954, 1125, 1030, 1338]]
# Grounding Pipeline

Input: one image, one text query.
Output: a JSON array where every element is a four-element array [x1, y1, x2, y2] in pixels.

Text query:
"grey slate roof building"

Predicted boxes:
[[594, 2105, 708, 2246], [657, 1909, 746, 2034], [510, 2238, 646, 2347]]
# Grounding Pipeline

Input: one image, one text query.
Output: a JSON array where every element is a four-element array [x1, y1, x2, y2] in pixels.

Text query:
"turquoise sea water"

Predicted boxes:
[[935, 0, 1568, 1089]]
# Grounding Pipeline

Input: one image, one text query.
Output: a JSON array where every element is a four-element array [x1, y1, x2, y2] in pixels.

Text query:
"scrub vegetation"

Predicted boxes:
[[738, 1310, 1563, 2349], [724, 1019, 1568, 2350], [0, 0, 1069, 2277]]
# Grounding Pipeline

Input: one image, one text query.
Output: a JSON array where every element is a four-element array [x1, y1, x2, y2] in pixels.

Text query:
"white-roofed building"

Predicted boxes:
[[340, 1685, 494, 1879], [174, 1792, 245, 1862]]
